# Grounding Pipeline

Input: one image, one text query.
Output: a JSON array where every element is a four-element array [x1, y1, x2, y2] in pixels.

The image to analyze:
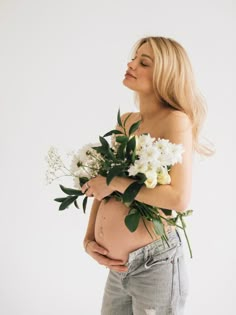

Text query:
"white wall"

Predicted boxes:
[[0, 0, 234, 314]]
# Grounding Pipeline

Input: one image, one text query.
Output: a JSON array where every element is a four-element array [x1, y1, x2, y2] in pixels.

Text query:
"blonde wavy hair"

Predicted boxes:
[[132, 36, 214, 156]]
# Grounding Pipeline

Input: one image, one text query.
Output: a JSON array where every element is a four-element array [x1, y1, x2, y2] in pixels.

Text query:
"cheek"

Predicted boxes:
[[142, 71, 153, 87]]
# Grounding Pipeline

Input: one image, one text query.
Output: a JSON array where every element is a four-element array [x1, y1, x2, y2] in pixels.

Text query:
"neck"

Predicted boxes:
[[138, 93, 164, 121]]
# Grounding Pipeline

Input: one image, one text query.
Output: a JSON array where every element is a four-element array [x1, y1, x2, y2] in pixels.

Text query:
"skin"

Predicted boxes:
[[82, 42, 193, 272]]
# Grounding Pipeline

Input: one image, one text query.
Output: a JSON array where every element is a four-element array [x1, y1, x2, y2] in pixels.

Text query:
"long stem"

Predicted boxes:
[[180, 216, 193, 258], [141, 217, 153, 240]]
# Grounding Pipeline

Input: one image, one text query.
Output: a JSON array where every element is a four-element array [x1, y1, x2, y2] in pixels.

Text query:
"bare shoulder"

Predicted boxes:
[[162, 110, 192, 136]]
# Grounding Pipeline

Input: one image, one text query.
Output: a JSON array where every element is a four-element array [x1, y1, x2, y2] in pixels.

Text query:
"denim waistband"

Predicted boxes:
[[127, 228, 181, 264]]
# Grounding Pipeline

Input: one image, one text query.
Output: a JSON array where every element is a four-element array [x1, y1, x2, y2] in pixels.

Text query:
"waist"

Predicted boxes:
[[127, 228, 181, 265]]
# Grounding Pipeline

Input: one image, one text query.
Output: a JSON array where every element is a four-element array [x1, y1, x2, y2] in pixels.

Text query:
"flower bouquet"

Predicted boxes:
[[46, 110, 193, 257]]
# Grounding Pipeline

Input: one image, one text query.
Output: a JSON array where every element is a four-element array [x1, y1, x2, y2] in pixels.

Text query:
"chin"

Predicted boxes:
[[122, 78, 136, 91]]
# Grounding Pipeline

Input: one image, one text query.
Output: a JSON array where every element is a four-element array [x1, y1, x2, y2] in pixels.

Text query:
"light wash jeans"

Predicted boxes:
[[101, 229, 189, 315]]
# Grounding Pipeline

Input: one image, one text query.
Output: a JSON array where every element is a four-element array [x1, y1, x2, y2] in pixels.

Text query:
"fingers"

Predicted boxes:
[[81, 181, 91, 194], [93, 253, 128, 272], [86, 241, 128, 272], [87, 240, 108, 255]]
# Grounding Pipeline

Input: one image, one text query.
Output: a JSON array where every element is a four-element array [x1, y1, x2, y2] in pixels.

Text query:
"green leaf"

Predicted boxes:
[[106, 165, 124, 185], [159, 208, 172, 216], [116, 142, 126, 159], [128, 120, 142, 136], [136, 173, 147, 184], [116, 135, 129, 143], [54, 197, 68, 203], [82, 196, 88, 213], [74, 199, 79, 209], [99, 136, 110, 149], [103, 129, 123, 137], [123, 181, 143, 204], [79, 177, 89, 187], [123, 112, 132, 127], [59, 184, 83, 196], [126, 136, 136, 161], [59, 195, 78, 210], [125, 210, 141, 232], [153, 218, 165, 236], [117, 109, 122, 127]]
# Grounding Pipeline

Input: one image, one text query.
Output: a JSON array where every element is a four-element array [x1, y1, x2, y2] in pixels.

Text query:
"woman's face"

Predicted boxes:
[[123, 42, 154, 95]]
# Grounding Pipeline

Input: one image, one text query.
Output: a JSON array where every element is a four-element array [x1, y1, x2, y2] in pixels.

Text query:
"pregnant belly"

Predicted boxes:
[[94, 197, 168, 262]]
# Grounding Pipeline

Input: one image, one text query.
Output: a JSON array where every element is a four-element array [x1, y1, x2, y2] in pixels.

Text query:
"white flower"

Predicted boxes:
[[45, 146, 66, 184], [157, 166, 171, 185], [110, 134, 121, 152], [128, 159, 148, 176], [138, 145, 161, 163], [136, 134, 155, 152], [69, 143, 103, 181], [169, 143, 184, 165], [76, 143, 100, 163], [144, 170, 158, 188]]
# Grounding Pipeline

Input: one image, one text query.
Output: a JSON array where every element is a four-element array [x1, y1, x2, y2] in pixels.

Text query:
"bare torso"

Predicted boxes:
[[95, 198, 174, 262], [95, 110, 177, 263]]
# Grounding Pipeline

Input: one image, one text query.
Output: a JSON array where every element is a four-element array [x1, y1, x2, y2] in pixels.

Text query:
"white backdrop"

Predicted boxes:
[[0, 0, 234, 314]]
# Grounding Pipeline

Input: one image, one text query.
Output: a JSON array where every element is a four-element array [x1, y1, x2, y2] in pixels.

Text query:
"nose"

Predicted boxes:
[[127, 59, 136, 70]]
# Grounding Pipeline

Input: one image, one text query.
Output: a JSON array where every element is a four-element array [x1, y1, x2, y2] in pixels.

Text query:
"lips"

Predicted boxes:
[[125, 71, 136, 79]]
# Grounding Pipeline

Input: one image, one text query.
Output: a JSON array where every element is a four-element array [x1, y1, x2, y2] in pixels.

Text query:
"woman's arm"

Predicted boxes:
[[110, 111, 193, 212]]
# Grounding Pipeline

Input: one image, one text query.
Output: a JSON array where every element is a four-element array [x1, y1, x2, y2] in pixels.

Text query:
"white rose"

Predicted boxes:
[[157, 166, 171, 185], [144, 170, 158, 188]]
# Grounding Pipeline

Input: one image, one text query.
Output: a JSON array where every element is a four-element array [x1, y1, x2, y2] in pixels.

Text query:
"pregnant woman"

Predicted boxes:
[[82, 36, 212, 315]]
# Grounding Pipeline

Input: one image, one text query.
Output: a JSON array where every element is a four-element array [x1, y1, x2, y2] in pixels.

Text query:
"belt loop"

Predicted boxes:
[[144, 246, 149, 261]]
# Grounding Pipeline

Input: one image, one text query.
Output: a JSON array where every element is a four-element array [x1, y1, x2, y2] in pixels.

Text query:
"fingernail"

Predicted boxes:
[[103, 251, 108, 255]]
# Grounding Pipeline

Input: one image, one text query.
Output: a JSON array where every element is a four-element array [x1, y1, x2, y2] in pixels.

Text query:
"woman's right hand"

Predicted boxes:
[[85, 240, 128, 273]]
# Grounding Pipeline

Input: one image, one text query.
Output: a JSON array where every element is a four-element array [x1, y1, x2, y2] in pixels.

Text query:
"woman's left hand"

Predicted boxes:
[[81, 175, 114, 200]]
